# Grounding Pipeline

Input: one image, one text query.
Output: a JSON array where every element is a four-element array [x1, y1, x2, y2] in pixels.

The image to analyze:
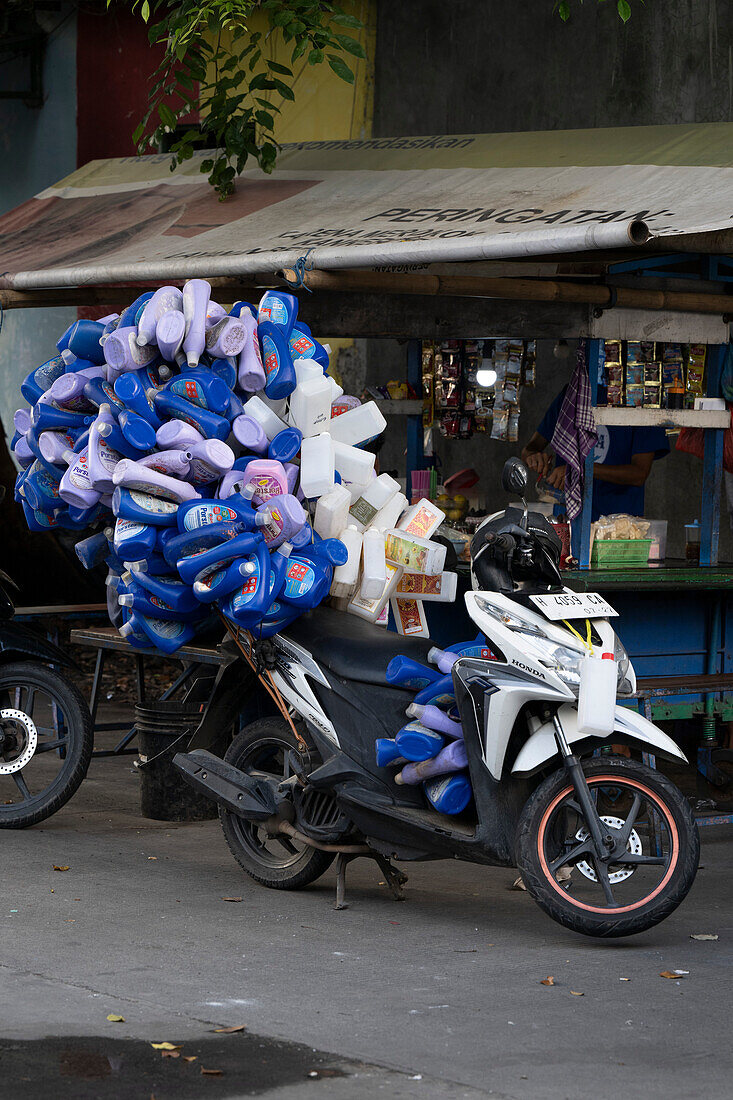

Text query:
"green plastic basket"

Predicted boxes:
[[591, 537, 652, 569]]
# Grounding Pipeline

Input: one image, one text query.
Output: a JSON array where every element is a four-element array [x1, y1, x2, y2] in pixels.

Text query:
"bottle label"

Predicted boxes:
[[99, 380, 125, 408], [116, 519, 145, 540], [283, 561, 316, 599], [37, 468, 60, 498], [173, 377, 208, 410], [260, 298, 289, 326], [129, 490, 177, 515], [129, 331, 157, 366], [183, 503, 238, 531], [397, 573, 442, 597], [350, 497, 378, 527], [143, 616, 185, 639], [395, 597, 426, 636], [34, 511, 59, 528], [69, 453, 92, 488], [98, 437, 122, 473], [232, 566, 261, 609], [35, 356, 65, 387], [262, 506, 283, 544], [289, 333, 316, 358], [262, 335, 280, 379], [402, 503, 441, 538], [250, 475, 283, 503], [252, 330, 264, 367], [426, 776, 452, 800], [150, 594, 174, 611], [189, 458, 217, 483], [385, 533, 428, 572], [331, 397, 360, 417]]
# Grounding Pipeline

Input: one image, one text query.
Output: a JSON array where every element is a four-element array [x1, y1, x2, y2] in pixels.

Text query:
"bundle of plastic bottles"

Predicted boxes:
[[12, 282, 456, 652], [374, 638, 494, 815]]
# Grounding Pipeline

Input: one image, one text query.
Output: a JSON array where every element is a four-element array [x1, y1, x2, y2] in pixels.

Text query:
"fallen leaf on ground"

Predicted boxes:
[[106, 1014, 125, 1023], [221, 897, 242, 903], [201, 1067, 223, 1076], [213, 1025, 246, 1033], [162, 1051, 180, 1059], [619, 977, 631, 982], [690, 933, 718, 941], [511, 876, 527, 891], [53, 865, 69, 872], [540, 976, 555, 986], [150, 1042, 182, 1051], [148, 856, 157, 861], [660, 970, 688, 979], [570, 991, 584, 996], [183, 1056, 197, 1063]]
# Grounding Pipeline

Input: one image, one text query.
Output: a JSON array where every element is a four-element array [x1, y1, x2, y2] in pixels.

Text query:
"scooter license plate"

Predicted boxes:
[[528, 591, 618, 620]]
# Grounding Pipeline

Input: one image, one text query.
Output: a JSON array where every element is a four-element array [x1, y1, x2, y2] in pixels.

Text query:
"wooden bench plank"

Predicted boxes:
[[70, 626, 228, 666]]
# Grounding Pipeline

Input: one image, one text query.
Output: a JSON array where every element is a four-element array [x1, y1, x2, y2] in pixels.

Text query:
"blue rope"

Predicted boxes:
[[291, 248, 315, 292]]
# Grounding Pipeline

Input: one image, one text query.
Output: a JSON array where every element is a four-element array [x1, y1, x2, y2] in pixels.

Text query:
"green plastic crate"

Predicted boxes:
[[591, 537, 652, 569]]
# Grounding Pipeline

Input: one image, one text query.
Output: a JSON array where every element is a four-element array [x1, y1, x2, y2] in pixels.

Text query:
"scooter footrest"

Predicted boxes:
[[173, 749, 277, 822]]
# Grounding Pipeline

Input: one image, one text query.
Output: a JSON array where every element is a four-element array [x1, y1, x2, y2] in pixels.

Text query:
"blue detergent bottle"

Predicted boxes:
[[24, 425, 69, 477], [192, 558, 257, 603], [226, 391, 244, 420], [56, 320, 77, 354], [176, 486, 257, 532], [249, 597, 301, 640], [167, 370, 231, 415], [30, 401, 95, 436], [161, 521, 244, 568], [67, 501, 107, 528], [259, 322, 297, 400], [23, 461, 63, 514], [112, 486, 179, 527], [118, 578, 204, 622], [229, 301, 257, 321], [21, 355, 66, 403], [118, 610, 197, 654], [117, 409, 157, 453], [125, 566, 200, 614], [153, 390, 231, 441], [117, 291, 154, 330], [95, 406, 154, 459], [278, 551, 334, 611], [21, 500, 64, 532], [288, 326, 330, 369], [66, 320, 107, 365], [75, 530, 110, 570], [176, 530, 264, 585], [424, 773, 473, 815], [113, 374, 162, 428], [258, 290, 298, 335], [268, 427, 303, 464], [220, 540, 273, 627], [84, 376, 126, 413], [394, 721, 445, 762], [375, 739, 408, 768], [414, 673, 456, 708], [297, 538, 348, 568], [113, 517, 159, 560], [290, 522, 315, 550], [209, 357, 237, 389], [120, 553, 173, 576], [386, 655, 441, 691], [267, 543, 293, 602]]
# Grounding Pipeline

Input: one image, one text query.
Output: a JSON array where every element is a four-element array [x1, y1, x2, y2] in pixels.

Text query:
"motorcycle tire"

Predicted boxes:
[[220, 717, 335, 890], [515, 757, 699, 938], [0, 661, 93, 829]]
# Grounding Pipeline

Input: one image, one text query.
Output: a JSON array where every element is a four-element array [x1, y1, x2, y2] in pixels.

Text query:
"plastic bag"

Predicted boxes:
[[676, 404, 733, 472]]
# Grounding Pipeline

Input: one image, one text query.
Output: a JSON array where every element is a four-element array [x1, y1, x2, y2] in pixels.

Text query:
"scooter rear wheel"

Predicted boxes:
[[220, 717, 335, 889], [515, 757, 699, 938]]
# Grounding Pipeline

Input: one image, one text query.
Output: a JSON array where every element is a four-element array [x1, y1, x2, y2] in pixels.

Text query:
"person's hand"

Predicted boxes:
[[525, 451, 551, 478], [546, 465, 566, 491]]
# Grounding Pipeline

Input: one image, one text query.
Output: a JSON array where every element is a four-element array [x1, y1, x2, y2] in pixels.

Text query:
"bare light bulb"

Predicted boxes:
[[476, 368, 497, 388]]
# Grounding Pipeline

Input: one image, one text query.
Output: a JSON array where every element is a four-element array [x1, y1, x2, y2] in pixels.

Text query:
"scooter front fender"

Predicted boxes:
[[512, 702, 687, 775]]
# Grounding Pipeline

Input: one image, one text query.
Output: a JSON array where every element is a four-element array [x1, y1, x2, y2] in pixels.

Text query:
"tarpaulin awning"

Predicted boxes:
[[4, 121, 733, 289]]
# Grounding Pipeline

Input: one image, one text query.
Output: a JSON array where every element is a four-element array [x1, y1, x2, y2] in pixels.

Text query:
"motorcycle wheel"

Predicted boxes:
[[515, 757, 699, 938], [220, 717, 335, 889], [0, 661, 93, 829]]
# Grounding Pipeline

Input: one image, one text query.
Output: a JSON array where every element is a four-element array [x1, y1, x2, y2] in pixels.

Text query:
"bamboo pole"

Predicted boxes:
[[280, 267, 733, 316]]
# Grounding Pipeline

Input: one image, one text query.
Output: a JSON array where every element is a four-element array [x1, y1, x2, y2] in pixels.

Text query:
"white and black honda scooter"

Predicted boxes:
[[175, 459, 699, 938]]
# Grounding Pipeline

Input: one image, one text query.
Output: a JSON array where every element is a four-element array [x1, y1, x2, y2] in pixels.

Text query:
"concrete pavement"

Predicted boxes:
[[1, 751, 732, 1099]]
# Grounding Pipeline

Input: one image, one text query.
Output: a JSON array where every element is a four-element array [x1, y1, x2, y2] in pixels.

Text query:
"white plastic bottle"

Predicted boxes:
[[299, 432, 335, 498], [289, 374, 332, 437], [330, 524, 363, 598], [328, 401, 386, 447], [349, 472, 400, 532], [372, 491, 408, 532], [314, 484, 351, 539], [360, 527, 387, 599], [243, 395, 288, 441], [333, 440, 375, 486], [293, 358, 323, 385]]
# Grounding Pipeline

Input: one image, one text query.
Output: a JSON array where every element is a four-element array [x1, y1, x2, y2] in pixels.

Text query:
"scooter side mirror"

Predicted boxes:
[[501, 457, 528, 497]]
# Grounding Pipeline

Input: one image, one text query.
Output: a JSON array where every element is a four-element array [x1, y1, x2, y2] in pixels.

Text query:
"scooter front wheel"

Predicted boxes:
[[515, 757, 699, 938]]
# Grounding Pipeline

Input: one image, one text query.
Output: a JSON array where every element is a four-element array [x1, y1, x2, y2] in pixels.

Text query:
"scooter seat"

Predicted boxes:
[[283, 605, 434, 687]]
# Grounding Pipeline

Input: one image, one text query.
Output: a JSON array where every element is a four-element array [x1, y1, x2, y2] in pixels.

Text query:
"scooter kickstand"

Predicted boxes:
[[334, 852, 353, 910], [374, 855, 408, 902]]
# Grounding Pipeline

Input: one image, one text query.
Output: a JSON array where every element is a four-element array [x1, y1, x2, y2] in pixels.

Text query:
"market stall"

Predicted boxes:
[[2, 121, 733, 821]]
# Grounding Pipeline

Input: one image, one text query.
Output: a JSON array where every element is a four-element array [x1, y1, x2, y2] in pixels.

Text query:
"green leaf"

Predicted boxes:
[[557, 0, 571, 19], [308, 47, 324, 65], [141, 0, 150, 22], [333, 33, 365, 59], [327, 53, 354, 82], [132, 122, 145, 145], [158, 103, 177, 129], [617, 0, 632, 20], [331, 13, 363, 28], [267, 59, 293, 75], [270, 77, 296, 100]]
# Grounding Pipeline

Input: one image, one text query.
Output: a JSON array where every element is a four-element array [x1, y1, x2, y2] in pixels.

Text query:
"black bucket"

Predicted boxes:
[[135, 702, 217, 822]]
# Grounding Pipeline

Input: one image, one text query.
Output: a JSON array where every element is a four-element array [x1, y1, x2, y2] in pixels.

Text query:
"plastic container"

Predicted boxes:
[[327, 401, 387, 448], [577, 653, 617, 737], [647, 520, 668, 562], [395, 740, 468, 785], [374, 739, 408, 768], [406, 703, 462, 739], [685, 520, 701, 564], [395, 722, 445, 762], [385, 655, 441, 690], [242, 395, 288, 441], [329, 524, 362, 597], [333, 440, 375, 487], [300, 433, 335, 499], [259, 321, 297, 400], [237, 312, 266, 393], [182, 279, 211, 368], [314, 485, 351, 540], [349, 473, 400, 532], [385, 530, 446, 574], [590, 538, 652, 569], [423, 773, 472, 815], [395, 571, 457, 602], [135, 701, 217, 821], [360, 528, 387, 599], [289, 373, 332, 437], [204, 316, 247, 360]]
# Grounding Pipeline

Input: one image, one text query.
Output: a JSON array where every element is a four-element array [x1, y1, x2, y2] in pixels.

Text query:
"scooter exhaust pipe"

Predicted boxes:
[[173, 749, 279, 822]]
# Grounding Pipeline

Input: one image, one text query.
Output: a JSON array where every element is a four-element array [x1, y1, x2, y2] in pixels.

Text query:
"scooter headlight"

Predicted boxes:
[[614, 634, 633, 695], [526, 639, 585, 692]]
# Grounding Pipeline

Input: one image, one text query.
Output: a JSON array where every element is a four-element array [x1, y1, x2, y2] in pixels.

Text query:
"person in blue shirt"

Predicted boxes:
[[521, 387, 669, 521]]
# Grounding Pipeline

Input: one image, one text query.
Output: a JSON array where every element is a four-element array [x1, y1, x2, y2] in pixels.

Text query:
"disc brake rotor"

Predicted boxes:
[[574, 815, 642, 884], [0, 709, 38, 774]]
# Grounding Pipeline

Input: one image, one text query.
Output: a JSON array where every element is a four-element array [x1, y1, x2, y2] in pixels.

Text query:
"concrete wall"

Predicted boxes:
[[369, 0, 733, 559], [0, 7, 78, 444]]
